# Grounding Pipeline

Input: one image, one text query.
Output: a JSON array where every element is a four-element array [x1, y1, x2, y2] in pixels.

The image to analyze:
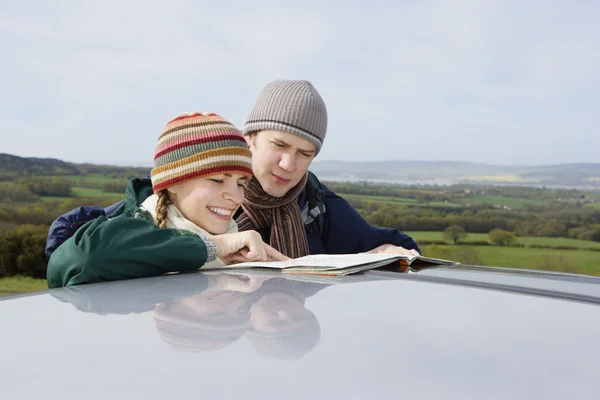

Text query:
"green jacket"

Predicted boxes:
[[46, 178, 211, 288]]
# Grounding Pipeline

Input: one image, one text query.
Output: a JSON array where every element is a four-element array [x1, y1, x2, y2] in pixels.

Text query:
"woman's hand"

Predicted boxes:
[[210, 231, 290, 264]]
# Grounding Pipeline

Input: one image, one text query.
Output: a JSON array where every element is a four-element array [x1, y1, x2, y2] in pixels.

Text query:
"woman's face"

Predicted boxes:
[[168, 173, 247, 234]]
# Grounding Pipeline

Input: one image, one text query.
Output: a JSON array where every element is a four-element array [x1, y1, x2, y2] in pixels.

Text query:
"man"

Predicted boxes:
[[234, 79, 420, 258]]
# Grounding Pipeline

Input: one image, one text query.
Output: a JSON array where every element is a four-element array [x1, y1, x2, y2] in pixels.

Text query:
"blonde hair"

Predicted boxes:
[[156, 189, 170, 228]]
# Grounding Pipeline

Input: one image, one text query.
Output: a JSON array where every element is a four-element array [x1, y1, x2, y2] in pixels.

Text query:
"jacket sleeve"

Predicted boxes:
[[46, 215, 212, 288], [320, 187, 421, 255], [45, 205, 107, 262], [44, 200, 126, 261]]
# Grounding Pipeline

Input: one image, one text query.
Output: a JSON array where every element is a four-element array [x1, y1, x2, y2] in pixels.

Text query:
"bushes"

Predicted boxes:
[[0, 225, 48, 279], [0, 204, 56, 225], [442, 225, 467, 244], [0, 184, 39, 202], [570, 226, 600, 242], [15, 177, 74, 197], [489, 229, 517, 246], [528, 244, 579, 251]]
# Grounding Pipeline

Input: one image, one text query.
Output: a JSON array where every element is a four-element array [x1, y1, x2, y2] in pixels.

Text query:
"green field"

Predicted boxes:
[[422, 245, 600, 276], [2, 173, 128, 201], [0, 277, 47, 297], [40, 187, 125, 203], [48, 173, 128, 185], [342, 193, 551, 210], [408, 231, 600, 249], [72, 187, 125, 199]]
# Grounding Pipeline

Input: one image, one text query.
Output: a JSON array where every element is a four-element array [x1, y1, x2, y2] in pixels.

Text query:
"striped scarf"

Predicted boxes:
[[236, 173, 309, 258]]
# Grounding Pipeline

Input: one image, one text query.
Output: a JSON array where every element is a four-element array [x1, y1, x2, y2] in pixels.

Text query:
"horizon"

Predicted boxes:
[[3, 151, 600, 170]]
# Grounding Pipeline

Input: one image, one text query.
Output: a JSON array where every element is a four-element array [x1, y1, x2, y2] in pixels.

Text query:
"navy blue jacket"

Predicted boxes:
[[296, 182, 420, 255], [45, 201, 125, 261]]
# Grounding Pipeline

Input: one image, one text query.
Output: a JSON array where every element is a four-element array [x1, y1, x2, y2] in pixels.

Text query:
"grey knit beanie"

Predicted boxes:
[[243, 79, 328, 154]]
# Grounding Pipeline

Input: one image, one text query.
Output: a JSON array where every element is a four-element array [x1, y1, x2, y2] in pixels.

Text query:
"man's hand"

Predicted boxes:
[[363, 244, 420, 257]]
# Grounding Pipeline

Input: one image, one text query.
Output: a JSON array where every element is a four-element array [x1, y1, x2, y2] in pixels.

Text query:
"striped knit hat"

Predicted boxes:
[[151, 112, 253, 194]]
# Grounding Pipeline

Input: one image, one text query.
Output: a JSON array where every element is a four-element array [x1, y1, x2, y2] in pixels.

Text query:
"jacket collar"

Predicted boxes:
[[124, 178, 154, 216]]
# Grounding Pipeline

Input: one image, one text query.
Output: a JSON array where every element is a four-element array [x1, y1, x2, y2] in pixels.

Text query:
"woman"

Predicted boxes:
[[46, 112, 288, 289]]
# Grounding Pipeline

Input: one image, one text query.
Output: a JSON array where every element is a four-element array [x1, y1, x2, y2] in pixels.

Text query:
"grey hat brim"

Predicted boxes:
[[243, 120, 323, 155]]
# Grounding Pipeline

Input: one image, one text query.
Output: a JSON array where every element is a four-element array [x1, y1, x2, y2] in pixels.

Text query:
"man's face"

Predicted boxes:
[[246, 130, 317, 198]]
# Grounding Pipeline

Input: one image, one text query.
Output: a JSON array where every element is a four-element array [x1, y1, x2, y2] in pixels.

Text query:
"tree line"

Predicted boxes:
[[326, 181, 589, 203], [327, 181, 600, 243], [348, 199, 600, 242]]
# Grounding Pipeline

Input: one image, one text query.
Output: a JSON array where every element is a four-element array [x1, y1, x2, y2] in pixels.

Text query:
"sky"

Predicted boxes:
[[1, 0, 599, 167]]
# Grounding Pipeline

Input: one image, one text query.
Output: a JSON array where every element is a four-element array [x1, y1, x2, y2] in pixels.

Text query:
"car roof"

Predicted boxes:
[[2, 266, 599, 399]]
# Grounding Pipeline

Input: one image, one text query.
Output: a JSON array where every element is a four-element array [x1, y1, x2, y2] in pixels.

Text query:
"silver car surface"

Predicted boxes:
[[1, 265, 599, 399]]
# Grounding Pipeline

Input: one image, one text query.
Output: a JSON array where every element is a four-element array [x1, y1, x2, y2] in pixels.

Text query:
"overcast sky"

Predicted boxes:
[[1, 0, 598, 167]]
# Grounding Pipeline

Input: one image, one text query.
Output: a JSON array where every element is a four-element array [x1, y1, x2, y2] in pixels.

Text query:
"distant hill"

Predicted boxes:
[[0, 153, 150, 177], [2, 153, 599, 189], [0, 153, 81, 176], [310, 160, 600, 189]]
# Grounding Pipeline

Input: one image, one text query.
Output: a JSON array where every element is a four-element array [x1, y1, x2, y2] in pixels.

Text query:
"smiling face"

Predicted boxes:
[[246, 130, 317, 198], [167, 173, 247, 234]]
